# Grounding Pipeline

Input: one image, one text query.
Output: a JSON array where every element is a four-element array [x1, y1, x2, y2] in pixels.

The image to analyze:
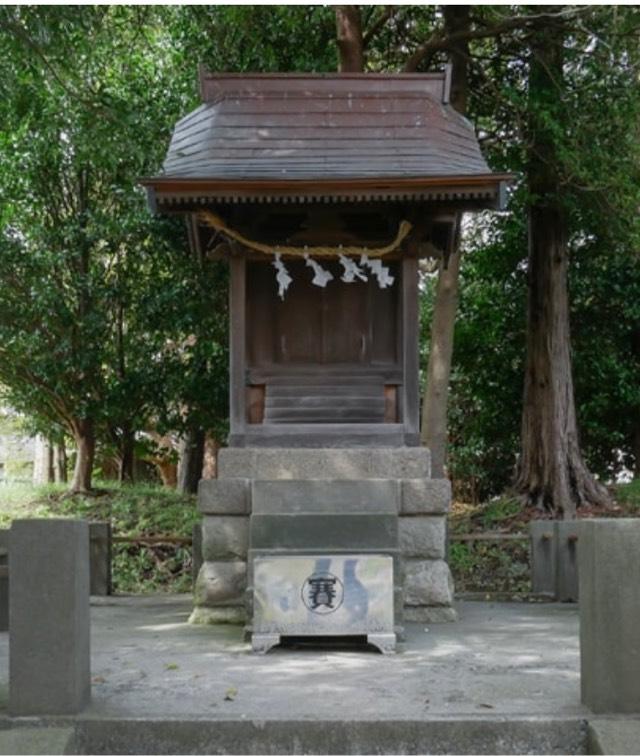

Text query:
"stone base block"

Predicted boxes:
[[194, 561, 246, 607], [401, 479, 451, 514], [404, 559, 454, 607], [189, 606, 246, 625], [399, 516, 446, 559], [251, 514, 398, 551], [198, 479, 249, 514], [403, 605, 458, 623], [252, 479, 399, 513], [218, 448, 430, 480], [201, 516, 249, 560]]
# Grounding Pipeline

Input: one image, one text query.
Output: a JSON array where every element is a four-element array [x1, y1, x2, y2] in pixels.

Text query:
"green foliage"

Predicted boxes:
[[1, 5, 639, 501], [449, 540, 531, 595], [0, 7, 229, 473], [433, 7, 640, 498], [615, 480, 640, 513], [0, 481, 198, 591]]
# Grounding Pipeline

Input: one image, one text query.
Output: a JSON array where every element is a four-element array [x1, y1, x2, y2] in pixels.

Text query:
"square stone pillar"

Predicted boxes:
[[9, 519, 90, 715], [578, 519, 640, 713], [89, 522, 112, 596]]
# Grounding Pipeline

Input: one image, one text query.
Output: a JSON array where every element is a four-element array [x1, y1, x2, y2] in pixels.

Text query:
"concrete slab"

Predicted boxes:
[[0, 596, 593, 753], [0, 727, 75, 755], [46, 597, 588, 720], [71, 718, 586, 755], [587, 718, 640, 755], [0, 596, 600, 754]]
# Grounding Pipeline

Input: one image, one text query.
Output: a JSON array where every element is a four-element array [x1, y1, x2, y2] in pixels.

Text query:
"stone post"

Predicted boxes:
[[0, 529, 8, 632], [530, 521, 557, 597], [578, 519, 640, 713], [192, 523, 203, 585], [9, 519, 90, 715], [555, 521, 579, 602], [89, 522, 112, 596]]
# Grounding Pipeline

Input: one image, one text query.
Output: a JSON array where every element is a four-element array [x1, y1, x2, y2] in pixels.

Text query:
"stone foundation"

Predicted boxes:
[[190, 448, 455, 627]]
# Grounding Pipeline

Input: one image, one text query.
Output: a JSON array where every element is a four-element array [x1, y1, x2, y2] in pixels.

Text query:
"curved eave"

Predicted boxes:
[[141, 174, 514, 212]]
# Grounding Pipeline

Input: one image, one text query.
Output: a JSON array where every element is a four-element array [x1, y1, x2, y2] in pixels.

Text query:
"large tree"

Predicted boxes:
[[419, 6, 470, 478]]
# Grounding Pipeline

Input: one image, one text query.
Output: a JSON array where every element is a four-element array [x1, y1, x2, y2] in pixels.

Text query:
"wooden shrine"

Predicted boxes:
[[143, 71, 507, 639], [143, 70, 508, 449]]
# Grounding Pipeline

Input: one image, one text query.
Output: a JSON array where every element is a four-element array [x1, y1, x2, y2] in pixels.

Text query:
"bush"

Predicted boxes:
[[0, 482, 198, 593]]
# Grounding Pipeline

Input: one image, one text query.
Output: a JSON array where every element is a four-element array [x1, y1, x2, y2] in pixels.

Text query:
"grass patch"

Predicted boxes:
[[615, 479, 640, 513], [449, 481, 640, 595], [449, 540, 531, 594], [0, 482, 198, 593]]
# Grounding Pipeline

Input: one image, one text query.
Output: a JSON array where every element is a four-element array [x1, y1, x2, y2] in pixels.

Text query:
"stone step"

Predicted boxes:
[[198, 477, 451, 516], [217, 447, 430, 480], [250, 513, 398, 551], [0, 727, 75, 755], [252, 479, 398, 514], [71, 717, 586, 754], [588, 719, 640, 755]]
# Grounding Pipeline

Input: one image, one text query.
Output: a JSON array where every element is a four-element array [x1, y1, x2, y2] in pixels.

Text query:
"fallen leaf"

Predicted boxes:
[[224, 687, 238, 701], [92, 676, 106, 684], [165, 663, 179, 671]]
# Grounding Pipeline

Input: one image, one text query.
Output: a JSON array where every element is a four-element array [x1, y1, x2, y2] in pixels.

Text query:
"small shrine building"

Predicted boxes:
[[143, 70, 507, 651]]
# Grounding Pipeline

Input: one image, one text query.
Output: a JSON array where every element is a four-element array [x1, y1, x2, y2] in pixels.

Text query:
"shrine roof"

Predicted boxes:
[[142, 71, 510, 207]]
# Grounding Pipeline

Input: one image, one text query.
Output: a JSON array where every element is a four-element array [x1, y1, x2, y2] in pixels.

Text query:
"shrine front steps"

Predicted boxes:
[[190, 448, 455, 627]]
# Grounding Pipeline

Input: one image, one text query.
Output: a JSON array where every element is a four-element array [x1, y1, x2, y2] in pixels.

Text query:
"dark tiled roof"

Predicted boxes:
[[159, 73, 492, 182]]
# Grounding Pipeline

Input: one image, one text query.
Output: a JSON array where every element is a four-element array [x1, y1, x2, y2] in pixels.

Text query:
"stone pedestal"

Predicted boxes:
[[578, 519, 640, 713], [191, 448, 454, 629]]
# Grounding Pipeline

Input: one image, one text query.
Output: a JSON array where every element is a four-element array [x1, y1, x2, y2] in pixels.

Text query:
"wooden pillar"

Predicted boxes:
[[402, 256, 420, 443], [229, 254, 247, 446]]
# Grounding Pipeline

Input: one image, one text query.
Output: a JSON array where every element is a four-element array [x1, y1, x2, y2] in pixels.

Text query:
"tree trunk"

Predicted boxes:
[[118, 426, 135, 484], [514, 10, 610, 518], [156, 460, 178, 489], [202, 435, 221, 480], [632, 328, 640, 479], [420, 6, 470, 477], [32, 434, 54, 485], [421, 235, 462, 477], [177, 427, 205, 495], [70, 418, 95, 493], [633, 428, 640, 480], [335, 6, 365, 72], [54, 442, 67, 483]]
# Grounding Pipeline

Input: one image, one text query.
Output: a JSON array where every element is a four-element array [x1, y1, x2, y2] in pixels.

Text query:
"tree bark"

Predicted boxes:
[[32, 434, 54, 485], [177, 427, 205, 495], [54, 441, 67, 483], [335, 6, 365, 72], [633, 428, 640, 480], [118, 425, 135, 484], [70, 418, 95, 493], [202, 434, 221, 479], [420, 6, 470, 477], [632, 328, 640, 478], [514, 10, 610, 517], [421, 235, 462, 477], [156, 460, 178, 489]]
